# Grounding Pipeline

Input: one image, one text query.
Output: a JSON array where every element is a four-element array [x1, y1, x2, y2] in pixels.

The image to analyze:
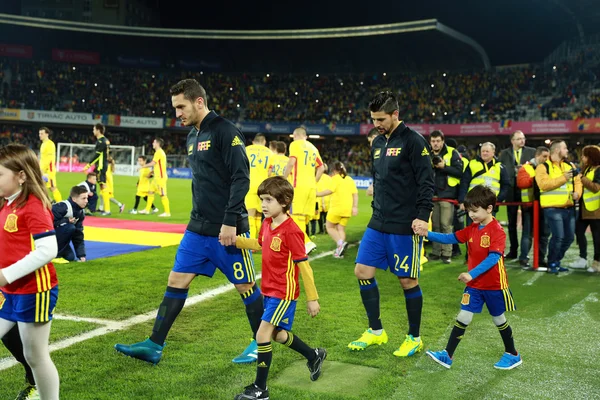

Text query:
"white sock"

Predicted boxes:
[[370, 329, 383, 336], [19, 321, 60, 400], [337, 239, 344, 246]]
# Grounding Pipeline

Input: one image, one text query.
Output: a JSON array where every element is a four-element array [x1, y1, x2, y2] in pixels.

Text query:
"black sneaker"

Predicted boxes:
[[428, 254, 441, 261], [307, 348, 327, 381], [519, 259, 530, 268], [442, 257, 452, 264], [234, 383, 269, 400]]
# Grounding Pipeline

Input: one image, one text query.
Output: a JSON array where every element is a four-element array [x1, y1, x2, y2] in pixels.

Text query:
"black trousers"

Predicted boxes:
[[506, 186, 521, 255], [575, 218, 600, 261]]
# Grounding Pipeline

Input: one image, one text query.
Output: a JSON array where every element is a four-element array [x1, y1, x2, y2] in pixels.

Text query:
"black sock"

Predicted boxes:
[[445, 320, 468, 357], [283, 331, 316, 362], [133, 195, 141, 209], [254, 342, 272, 391], [1, 325, 35, 385], [150, 286, 188, 345], [404, 285, 423, 337], [240, 285, 263, 339], [497, 321, 517, 355], [358, 278, 382, 330]]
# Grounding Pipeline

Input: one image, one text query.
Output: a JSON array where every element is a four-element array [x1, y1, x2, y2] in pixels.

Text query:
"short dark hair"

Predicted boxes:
[[39, 126, 52, 136], [276, 141, 287, 154], [257, 176, 294, 213], [368, 91, 399, 114], [155, 138, 165, 147], [510, 130, 524, 140], [269, 140, 278, 150], [535, 146, 549, 156], [70, 185, 88, 198], [430, 130, 445, 141], [87, 172, 97, 179], [367, 128, 379, 139], [94, 123, 105, 134], [170, 79, 208, 105], [138, 155, 146, 160], [463, 185, 497, 211]]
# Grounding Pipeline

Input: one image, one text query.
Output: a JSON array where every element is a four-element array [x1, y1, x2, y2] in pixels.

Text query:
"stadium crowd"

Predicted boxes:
[[1, 51, 599, 125]]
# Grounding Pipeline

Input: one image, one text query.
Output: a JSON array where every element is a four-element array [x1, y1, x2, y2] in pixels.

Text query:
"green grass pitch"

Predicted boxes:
[[0, 172, 598, 399]]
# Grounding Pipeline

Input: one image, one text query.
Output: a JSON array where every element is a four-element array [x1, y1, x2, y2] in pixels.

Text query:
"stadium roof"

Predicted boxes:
[[0, 14, 489, 72]]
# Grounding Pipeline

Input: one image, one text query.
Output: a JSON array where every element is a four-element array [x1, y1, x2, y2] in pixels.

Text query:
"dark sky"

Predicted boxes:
[[156, 0, 599, 65]]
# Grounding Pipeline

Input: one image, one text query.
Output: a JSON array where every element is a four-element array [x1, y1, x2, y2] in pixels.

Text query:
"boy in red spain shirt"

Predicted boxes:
[[230, 176, 326, 400], [414, 184, 522, 370]]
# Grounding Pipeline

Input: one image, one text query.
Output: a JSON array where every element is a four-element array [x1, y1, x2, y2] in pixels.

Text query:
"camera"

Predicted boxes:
[[431, 155, 443, 165], [572, 167, 581, 175]]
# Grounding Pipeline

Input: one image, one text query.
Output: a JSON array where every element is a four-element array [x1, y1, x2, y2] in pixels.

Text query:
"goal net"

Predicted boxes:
[[56, 143, 144, 176]]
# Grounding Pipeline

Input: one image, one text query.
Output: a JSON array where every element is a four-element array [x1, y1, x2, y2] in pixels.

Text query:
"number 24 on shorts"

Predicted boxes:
[[394, 254, 409, 272]]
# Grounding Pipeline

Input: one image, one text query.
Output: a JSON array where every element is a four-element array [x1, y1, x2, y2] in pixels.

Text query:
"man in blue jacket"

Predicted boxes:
[[52, 185, 88, 262]]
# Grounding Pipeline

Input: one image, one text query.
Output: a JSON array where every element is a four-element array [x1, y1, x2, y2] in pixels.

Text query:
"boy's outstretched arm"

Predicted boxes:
[[426, 231, 460, 244], [233, 236, 262, 251]]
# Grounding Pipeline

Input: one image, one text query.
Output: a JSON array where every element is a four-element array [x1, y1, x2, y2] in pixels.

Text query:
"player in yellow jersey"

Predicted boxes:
[[245, 133, 272, 239], [316, 163, 332, 234], [130, 156, 157, 214], [317, 161, 358, 258], [38, 126, 62, 202], [283, 127, 324, 254], [99, 157, 125, 215], [140, 138, 170, 217], [268, 141, 290, 178]]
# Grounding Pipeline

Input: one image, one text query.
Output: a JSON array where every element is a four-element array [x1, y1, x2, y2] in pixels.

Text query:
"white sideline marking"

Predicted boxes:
[[53, 314, 119, 325], [523, 272, 543, 286], [0, 247, 341, 371]]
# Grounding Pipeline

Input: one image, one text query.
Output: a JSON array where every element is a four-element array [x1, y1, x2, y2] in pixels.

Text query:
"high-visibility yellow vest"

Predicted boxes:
[[521, 163, 535, 203], [468, 159, 501, 195], [583, 166, 600, 211], [443, 146, 468, 187], [539, 160, 574, 208]]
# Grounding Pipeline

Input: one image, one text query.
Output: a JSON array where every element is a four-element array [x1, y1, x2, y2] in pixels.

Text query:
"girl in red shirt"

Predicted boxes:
[[0, 144, 60, 399]]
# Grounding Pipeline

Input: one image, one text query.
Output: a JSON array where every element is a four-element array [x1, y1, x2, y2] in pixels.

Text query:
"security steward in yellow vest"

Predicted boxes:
[[516, 146, 550, 268], [458, 142, 509, 213], [429, 130, 464, 263], [575, 145, 600, 272], [535, 140, 582, 273]]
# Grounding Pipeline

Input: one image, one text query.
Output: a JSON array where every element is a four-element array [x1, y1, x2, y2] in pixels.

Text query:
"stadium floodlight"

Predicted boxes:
[[56, 143, 144, 176]]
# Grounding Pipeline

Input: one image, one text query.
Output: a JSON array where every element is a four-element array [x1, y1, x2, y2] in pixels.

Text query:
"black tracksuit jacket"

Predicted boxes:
[[186, 111, 250, 236], [368, 122, 434, 235]]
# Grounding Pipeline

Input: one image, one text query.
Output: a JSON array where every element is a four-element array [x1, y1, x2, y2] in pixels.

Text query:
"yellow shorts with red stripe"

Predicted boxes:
[[44, 171, 57, 188], [151, 179, 168, 196]]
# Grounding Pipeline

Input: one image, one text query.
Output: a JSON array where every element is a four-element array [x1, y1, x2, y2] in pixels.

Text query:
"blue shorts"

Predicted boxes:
[[460, 286, 516, 317], [262, 296, 297, 331], [356, 227, 422, 279], [0, 286, 59, 323], [173, 230, 256, 284]]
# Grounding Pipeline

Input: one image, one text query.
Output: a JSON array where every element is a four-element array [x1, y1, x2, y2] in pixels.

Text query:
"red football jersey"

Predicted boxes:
[[258, 216, 308, 300], [455, 218, 508, 290], [0, 194, 58, 294]]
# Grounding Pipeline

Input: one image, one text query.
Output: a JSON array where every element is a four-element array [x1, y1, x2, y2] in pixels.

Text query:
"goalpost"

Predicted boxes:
[[56, 143, 145, 176]]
